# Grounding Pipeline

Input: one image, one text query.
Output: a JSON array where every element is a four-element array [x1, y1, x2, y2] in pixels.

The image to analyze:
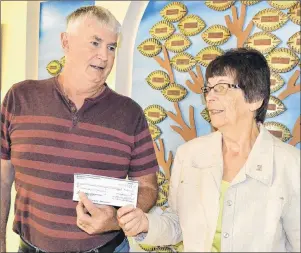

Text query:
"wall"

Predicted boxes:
[[1, 1, 27, 101], [115, 1, 148, 96]]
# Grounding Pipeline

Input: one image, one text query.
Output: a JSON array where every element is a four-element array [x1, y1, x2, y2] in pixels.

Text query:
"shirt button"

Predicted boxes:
[[227, 200, 232, 206], [223, 232, 229, 238], [71, 106, 76, 112]]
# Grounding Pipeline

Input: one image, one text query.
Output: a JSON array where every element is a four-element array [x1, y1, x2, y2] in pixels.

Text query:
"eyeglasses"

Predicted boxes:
[[201, 83, 240, 97]]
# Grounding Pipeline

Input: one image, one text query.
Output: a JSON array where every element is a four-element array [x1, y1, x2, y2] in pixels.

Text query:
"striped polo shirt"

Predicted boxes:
[[1, 77, 159, 252]]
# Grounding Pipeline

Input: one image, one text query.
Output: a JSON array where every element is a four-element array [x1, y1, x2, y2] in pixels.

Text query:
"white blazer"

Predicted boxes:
[[139, 126, 300, 252]]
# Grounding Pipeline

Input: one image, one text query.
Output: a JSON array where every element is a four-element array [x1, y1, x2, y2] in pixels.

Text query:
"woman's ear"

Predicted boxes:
[[249, 99, 263, 112]]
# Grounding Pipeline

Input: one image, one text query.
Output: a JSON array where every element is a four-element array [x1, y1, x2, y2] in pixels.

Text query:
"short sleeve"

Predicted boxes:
[[128, 110, 159, 177], [1, 89, 14, 160]]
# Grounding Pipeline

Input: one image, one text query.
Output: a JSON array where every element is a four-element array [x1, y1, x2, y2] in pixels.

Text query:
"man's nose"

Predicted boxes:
[[97, 45, 108, 61]]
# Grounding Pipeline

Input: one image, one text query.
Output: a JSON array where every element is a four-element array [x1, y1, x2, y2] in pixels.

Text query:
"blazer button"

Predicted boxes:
[[227, 200, 232, 206], [223, 232, 229, 238]]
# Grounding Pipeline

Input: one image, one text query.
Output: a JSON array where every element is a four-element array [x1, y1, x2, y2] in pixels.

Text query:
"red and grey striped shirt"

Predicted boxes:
[[1, 77, 159, 252]]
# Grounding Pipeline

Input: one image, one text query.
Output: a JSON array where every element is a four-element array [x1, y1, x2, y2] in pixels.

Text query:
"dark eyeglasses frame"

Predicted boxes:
[[201, 83, 240, 96]]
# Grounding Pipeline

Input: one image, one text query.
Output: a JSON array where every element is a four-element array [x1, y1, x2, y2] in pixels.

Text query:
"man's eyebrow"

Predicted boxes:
[[91, 36, 117, 46], [92, 35, 102, 41]]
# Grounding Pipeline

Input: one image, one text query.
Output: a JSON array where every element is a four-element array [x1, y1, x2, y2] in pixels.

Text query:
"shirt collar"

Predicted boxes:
[[191, 124, 275, 187], [244, 124, 274, 186]]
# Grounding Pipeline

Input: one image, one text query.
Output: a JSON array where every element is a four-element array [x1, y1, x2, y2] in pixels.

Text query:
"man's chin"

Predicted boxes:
[[85, 73, 106, 83]]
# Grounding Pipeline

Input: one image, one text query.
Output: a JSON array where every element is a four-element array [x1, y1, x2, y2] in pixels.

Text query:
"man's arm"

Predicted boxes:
[[130, 173, 158, 212], [0, 160, 15, 253]]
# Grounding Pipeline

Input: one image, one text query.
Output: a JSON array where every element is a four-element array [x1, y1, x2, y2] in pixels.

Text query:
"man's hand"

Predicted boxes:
[[76, 192, 120, 235], [117, 205, 149, 237]]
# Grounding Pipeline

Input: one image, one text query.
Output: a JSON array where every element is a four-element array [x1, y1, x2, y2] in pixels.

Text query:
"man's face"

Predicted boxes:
[[62, 16, 118, 85]]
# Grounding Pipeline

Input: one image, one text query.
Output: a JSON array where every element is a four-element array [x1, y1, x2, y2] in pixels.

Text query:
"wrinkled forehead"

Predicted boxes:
[[67, 14, 120, 36]]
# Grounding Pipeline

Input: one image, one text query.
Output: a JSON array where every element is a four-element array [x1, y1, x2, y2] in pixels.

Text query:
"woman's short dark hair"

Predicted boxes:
[[205, 48, 271, 123]]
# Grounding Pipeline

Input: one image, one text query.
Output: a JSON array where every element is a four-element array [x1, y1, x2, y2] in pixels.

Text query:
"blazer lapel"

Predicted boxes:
[[188, 131, 224, 251]]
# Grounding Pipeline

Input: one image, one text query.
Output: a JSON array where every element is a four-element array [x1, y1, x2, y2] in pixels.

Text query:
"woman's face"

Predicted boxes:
[[205, 75, 255, 130]]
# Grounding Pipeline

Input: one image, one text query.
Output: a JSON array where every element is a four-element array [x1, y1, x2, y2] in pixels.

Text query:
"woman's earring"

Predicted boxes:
[[201, 94, 206, 105]]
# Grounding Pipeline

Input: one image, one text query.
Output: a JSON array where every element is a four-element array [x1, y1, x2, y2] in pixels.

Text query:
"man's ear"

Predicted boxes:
[[249, 99, 263, 112], [61, 32, 69, 52]]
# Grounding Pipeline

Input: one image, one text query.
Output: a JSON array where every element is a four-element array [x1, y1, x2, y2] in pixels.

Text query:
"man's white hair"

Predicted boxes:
[[66, 6, 121, 34]]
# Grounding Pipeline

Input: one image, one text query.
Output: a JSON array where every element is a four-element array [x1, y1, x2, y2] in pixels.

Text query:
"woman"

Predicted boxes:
[[117, 48, 300, 252]]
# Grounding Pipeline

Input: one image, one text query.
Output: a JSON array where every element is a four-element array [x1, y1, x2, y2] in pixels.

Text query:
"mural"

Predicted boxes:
[[131, 1, 300, 252], [38, 1, 95, 80]]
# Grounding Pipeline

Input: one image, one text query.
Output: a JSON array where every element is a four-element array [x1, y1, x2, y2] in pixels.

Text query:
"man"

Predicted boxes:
[[1, 6, 158, 252]]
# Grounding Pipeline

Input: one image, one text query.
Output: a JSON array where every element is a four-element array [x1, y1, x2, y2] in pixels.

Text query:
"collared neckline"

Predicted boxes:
[[52, 76, 111, 104], [191, 124, 275, 187], [243, 124, 274, 186], [230, 124, 275, 186]]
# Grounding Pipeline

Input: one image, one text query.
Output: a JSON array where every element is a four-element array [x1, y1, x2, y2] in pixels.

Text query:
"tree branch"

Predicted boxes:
[[154, 45, 175, 84], [278, 70, 300, 100], [225, 3, 254, 48], [289, 116, 300, 146], [167, 102, 197, 142], [185, 65, 205, 94], [153, 138, 173, 180]]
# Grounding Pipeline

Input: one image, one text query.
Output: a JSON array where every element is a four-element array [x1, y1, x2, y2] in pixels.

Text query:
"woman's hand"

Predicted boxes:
[[117, 205, 149, 237]]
